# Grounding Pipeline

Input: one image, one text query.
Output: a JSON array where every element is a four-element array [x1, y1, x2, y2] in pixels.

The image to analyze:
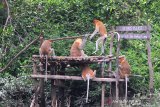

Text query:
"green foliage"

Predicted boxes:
[[0, 73, 33, 107], [0, 0, 160, 106]]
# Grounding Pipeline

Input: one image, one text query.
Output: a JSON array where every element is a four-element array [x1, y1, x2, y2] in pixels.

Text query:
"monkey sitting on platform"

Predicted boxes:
[[39, 36, 55, 81]]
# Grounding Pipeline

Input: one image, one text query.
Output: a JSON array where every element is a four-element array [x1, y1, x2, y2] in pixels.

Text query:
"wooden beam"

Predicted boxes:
[[31, 75, 124, 82]]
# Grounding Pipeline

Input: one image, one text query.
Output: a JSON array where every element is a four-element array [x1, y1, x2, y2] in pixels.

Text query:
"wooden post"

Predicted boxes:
[[50, 64, 57, 107], [147, 40, 154, 94], [39, 63, 46, 107], [101, 59, 105, 107], [112, 28, 121, 107], [116, 31, 120, 102], [108, 30, 114, 106], [32, 58, 37, 75], [146, 25, 154, 94], [58, 63, 65, 107]]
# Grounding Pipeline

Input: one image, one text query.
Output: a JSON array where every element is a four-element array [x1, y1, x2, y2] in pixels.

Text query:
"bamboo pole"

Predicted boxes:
[[31, 74, 125, 82], [101, 60, 105, 107]]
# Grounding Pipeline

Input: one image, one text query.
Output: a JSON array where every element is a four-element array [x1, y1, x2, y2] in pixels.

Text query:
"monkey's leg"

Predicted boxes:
[[100, 36, 107, 55], [39, 48, 43, 63], [86, 74, 90, 103], [90, 29, 98, 40], [50, 48, 55, 56], [80, 35, 88, 49], [92, 36, 103, 54]]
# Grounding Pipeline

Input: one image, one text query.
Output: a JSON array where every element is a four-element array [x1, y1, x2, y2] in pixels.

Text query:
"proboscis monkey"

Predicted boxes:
[[39, 37, 55, 81], [118, 56, 131, 100], [90, 19, 108, 55], [82, 65, 96, 103], [70, 38, 87, 57]]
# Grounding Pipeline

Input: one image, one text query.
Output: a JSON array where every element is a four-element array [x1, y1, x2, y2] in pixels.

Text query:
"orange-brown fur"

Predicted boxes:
[[90, 19, 108, 54], [70, 38, 86, 57], [118, 56, 131, 100], [93, 19, 107, 36], [82, 65, 96, 81], [70, 38, 96, 102], [118, 56, 131, 78], [39, 40, 54, 56], [39, 38, 55, 81]]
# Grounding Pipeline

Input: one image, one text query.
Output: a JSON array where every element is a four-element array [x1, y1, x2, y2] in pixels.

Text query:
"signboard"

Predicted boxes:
[[116, 26, 151, 31], [119, 33, 150, 39]]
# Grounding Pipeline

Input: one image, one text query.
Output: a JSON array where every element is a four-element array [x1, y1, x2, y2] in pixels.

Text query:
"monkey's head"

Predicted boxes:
[[119, 56, 125, 63], [75, 38, 82, 46], [93, 19, 100, 24]]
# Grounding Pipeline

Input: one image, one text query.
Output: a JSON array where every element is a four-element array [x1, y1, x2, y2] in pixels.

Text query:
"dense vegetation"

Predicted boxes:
[[0, 0, 160, 106]]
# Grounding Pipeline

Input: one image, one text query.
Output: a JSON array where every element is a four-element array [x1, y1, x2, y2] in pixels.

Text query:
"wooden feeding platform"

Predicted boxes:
[[31, 55, 124, 82], [31, 55, 125, 82], [30, 55, 124, 107]]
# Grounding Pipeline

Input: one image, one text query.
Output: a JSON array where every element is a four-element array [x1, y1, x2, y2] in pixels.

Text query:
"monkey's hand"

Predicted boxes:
[[89, 36, 93, 41]]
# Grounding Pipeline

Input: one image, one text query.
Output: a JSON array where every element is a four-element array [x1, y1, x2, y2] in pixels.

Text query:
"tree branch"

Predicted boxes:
[[3, 0, 11, 31], [0, 37, 40, 73]]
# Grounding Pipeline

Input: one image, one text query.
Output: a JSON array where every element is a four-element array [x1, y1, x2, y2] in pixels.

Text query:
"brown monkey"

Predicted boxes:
[[39, 37, 55, 81], [90, 19, 108, 55], [82, 65, 96, 103], [70, 38, 96, 103], [118, 56, 131, 100], [70, 38, 86, 57], [118, 56, 131, 78]]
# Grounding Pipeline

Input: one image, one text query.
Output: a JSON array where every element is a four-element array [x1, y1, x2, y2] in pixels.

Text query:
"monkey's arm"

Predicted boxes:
[[39, 48, 43, 57], [51, 48, 55, 56], [90, 28, 98, 40]]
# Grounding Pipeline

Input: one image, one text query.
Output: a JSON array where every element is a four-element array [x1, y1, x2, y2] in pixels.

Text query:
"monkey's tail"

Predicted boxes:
[[86, 74, 90, 103], [45, 55, 48, 81], [114, 32, 120, 41]]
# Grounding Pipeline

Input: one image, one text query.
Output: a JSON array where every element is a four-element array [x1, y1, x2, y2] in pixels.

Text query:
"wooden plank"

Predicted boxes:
[[31, 75, 125, 82], [116, 26, 151, 31], [119, 33, 150, 39]]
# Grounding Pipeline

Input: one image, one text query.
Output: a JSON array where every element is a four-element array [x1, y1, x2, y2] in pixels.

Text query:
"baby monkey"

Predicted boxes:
[[39, 36, 55, 81]]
